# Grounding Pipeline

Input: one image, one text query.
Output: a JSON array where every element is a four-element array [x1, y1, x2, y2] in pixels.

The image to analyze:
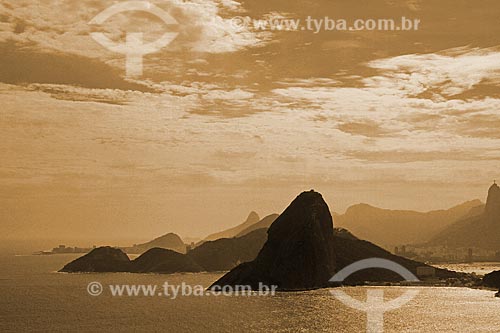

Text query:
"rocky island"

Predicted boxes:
[[60, 246, 131, 273], [60, 229, 269, 274]]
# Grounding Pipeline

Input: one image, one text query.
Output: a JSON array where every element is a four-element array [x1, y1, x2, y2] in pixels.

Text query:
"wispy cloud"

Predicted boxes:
[[366, 47, 500, 97]]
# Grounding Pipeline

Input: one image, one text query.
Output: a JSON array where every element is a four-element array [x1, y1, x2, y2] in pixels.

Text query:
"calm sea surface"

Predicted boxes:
[[1, 255, 500, 332]]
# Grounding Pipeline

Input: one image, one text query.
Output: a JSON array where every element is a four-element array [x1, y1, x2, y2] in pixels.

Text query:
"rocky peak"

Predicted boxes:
[[210, 190, 336, 290], [246, 211, 260, 224], [485, 182, 500, 218]]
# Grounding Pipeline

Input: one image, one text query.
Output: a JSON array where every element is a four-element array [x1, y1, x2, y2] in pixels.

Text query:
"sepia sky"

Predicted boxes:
[[1, 0, 500, 247]]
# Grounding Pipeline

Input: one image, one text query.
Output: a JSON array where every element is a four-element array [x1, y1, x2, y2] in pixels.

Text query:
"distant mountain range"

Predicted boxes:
[[124, 233, 186, 254], [195, 198, 483, 251], [62, 190, 466, 289], [104, 185, 494, 260], [429, 183, 500, 249], [199, 199, 483, 251], [203, 211, 261, 241], [188, 229, 268, 271], [235, 214, 279, 237], [333, 200, 483, 248]]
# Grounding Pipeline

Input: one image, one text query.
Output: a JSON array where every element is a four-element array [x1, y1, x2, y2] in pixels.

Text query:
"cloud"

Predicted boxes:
[[346, 149, 500, 163], [169, 1, 263, 53], [0, 0, 264, 59], [203, 88, 254, 100], [336, 121, 397, 138], [455, 113, 500, 139], [270, 47, 500, 144], [275, 78, 340, 87], [0, 40, 154, 91], [365, 47, 500, 98], [26, 84, 132, 105]]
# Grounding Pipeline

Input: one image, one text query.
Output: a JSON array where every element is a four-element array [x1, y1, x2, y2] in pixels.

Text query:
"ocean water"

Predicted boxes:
[[1, 255, 500, 332]]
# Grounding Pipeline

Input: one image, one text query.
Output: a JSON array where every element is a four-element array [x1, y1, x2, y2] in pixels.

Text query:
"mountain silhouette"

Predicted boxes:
[[187, 229, 268, 271], [61, 229, 268, 274], [210, 191, 464, 290], [485, 182, 500, 218], [331, 228, 461, 283], [60, 246, 131, 272], [210, 190, 337, 290], [126, 233, 186, 254], [203, 211, 260, 241], [235, 214, 279, 237], [429, 183, 500, 249], [61, 190, 466, 285], [131, 248, 203, 273], [61, 246, 203, 274], [334, 200, 482, 247]]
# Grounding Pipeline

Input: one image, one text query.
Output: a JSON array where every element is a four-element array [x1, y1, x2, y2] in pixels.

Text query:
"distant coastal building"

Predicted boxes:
[[467, 248, 473, 262], [394, 245, 407, 256], [50, 245, 93, 254], [416, 266, 436, 278]]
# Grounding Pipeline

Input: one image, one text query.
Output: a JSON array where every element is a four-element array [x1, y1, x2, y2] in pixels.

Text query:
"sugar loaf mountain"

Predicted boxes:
[[61, 190, 472, 289]]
